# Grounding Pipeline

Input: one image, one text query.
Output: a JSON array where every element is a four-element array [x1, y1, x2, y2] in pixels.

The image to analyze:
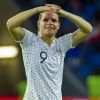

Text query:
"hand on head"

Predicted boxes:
[[45, 4, 61, 13]]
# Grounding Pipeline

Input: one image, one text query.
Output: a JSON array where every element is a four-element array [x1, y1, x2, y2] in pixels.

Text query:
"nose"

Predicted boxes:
[[47, 20, 53, 25]]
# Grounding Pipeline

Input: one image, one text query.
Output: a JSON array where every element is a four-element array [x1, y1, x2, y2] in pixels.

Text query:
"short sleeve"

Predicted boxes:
[[16, 28, 37, 47], [58, 33, 74, 54]]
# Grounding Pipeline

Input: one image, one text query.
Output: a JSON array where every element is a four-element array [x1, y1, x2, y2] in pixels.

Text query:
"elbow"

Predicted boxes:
[[86, 24, 93, 33], [88, 24, 93, 33], [6, 19, 10, 30], [80, 23, 93, 34], [6, 19, 14, 30]]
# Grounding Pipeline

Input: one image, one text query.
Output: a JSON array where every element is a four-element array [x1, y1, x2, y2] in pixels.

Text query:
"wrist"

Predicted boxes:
[[34, 6, 49, 13], [58, 9, 69, 17], [33, 7, 41, 14]]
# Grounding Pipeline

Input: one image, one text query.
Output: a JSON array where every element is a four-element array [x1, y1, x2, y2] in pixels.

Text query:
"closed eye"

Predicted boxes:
[[52, 19, 57, 23], [43, 18, 48, 22], [43, 18, 58, 23]]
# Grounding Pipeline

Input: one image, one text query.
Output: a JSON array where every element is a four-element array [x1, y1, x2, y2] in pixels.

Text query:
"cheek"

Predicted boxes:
[[56, 25, 59, 30], [39, 24, 44, 30], [55, 23, 60, 29]]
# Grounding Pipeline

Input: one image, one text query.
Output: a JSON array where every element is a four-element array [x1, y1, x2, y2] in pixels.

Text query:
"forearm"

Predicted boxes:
[[59, 9, 93, 33], [7, 6, 49, 28], [7, 8, 38, 28]]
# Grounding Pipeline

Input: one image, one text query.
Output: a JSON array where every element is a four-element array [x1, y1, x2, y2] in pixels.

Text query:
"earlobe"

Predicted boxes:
[[58, 23, 60, 30]]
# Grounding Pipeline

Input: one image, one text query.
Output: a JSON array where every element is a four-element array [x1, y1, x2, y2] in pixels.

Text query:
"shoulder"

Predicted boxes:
[[57, 33, 73, 45], [19, 28, 38, 46]]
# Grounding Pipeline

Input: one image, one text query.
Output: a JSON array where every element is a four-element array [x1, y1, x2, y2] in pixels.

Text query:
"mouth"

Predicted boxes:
[[46, 27, 53, 29], [45, 27, 54, 31]]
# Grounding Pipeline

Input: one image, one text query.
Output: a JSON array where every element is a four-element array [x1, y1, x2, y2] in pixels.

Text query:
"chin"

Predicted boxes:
[[46, 33, 54, 37], [47, 34, 53, 37]]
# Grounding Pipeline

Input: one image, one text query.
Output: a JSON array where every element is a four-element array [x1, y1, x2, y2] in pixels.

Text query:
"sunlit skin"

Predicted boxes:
[[6, 3, 93, 47], [37, 11, 60, 46]]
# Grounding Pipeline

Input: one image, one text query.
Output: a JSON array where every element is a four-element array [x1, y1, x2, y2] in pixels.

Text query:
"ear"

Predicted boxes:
[[57, 22, 60, 30]]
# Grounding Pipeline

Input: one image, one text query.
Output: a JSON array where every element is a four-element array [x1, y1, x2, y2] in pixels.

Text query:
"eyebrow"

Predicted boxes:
[[43, 17, 57, 20], [39, 13, 60, 21]]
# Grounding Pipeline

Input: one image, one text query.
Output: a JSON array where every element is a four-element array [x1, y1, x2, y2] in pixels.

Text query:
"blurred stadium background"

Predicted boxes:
[[0, 0, 100, 100]]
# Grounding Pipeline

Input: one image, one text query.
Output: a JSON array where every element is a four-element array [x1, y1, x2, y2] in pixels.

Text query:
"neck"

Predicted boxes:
[[38, 34, 55, 46]]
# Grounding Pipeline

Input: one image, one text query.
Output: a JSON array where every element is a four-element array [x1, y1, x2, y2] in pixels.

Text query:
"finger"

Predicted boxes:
[[46, 4, 61, 9], [52, 5, 61, 11], [45, 4, 58, 8], [46, 4, 61, 11], [45, 4, 53, 7]]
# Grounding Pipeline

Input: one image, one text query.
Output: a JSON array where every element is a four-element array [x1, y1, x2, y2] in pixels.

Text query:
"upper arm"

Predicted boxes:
[[7, 26, 25, 41], [72, 29, 89, 47]]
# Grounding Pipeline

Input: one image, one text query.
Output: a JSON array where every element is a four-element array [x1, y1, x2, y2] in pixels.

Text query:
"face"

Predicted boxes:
[[37, 11, 60, 37]]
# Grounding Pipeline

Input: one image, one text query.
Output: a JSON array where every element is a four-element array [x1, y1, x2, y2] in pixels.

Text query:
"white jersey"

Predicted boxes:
[[18, 28, 73, 100]]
